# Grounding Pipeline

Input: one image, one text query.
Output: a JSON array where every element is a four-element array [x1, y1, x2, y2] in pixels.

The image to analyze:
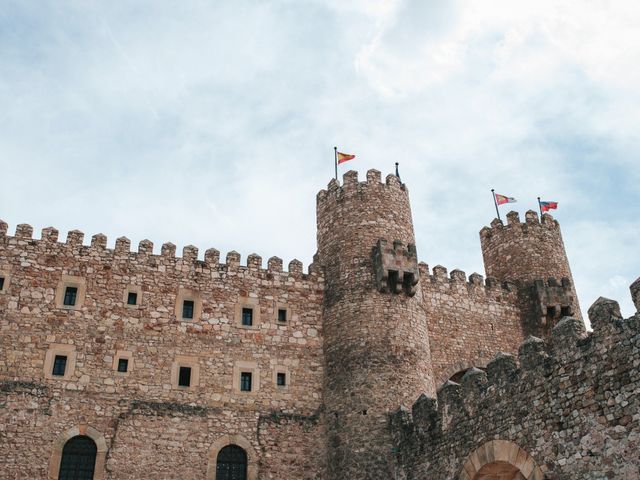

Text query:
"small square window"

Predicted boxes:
[[277, 309, 287, 323], [178, 366, 192, 387], [63, 287, 78, 306], [277, 372, 286, 387], [52, 355, 67, 376], [117, 358, 129, 373], [182, 300, 194, 319], [127, 292, 138, 305], [240, 372, 252, 391], [242, 308, 253, 326], [0, 277, 5, 291]]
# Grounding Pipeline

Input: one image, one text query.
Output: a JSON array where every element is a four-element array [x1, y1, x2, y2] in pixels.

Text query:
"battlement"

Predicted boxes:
[[316, 169, 406, 207], [373, 239, 419, 295], [0, 220, 323, 279], [479, 210, 559, 241], [392, 292, 638, 440]]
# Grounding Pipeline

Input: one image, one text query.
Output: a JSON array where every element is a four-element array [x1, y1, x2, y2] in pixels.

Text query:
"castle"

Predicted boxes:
[[0, 169, 638, 479]]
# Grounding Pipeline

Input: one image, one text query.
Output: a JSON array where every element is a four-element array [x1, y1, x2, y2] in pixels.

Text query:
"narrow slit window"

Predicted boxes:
[[240, 372, 252, 391], [277, 309, 287, 323], [242, 307, 253, 326], [117, 358, 129, 373], [277, 372, 286, 387], [127, 292, 138, 305], [63, 286, 78, 306], [52, 355, 67, 376], [178, 366, 192, 387], [560, 306, 571, 317], [182, 300, 194, 319], [0, 277, 5, 291]]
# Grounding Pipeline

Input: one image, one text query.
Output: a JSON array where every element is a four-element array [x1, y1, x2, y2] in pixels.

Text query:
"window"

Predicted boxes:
[[240, 372, 252, 392], [182, 300, 195, 319], [277, 309, 287, 323], [216, 444, 247, 480], [178, 366, 192, 387], [58, 435, 97, 480], [52, 355, 67, 376], [241, 308, 253, 326], [0, 277, 4, 291], [127, 292, 138, 305], [63, 287, 78, 306], [276, 372, 286, 387], [117, 358, 129, 373]]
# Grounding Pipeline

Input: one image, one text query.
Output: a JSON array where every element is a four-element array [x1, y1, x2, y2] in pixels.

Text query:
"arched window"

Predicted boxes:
[[58, 435, 97, 480], [216, 444, 247, 480]]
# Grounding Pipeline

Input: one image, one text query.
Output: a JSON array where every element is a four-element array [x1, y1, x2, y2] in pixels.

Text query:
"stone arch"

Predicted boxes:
[[440, 357, 492, 385], [48, 425, 108, 480], [459, 440, 545, 480], [206, 434, 258, 480]]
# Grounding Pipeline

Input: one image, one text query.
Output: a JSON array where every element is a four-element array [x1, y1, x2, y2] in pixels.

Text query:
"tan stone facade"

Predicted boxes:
[[0, 169, 638, 479]]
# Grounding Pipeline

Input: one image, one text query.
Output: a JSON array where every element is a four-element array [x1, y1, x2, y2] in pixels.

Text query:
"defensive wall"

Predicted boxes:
[[391, 293, 640, 479]]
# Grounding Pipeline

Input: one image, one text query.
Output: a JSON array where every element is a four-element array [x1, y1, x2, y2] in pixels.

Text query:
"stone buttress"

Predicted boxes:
[[316, 170, 436, 479]]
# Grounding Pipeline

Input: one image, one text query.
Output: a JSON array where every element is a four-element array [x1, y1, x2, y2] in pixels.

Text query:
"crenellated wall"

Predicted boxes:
[[391, 292, 640, 479]]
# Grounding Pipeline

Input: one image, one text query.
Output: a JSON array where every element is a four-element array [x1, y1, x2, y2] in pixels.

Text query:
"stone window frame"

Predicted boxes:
[[233, 360, 260, 394], [44, 344, 77, 381], [174, 287, 202, 322], [234, 296, 261, 330], [275, 303, 291, 324], [48, 425, 108, 480], [206, 434, 258, 480], [122, 285, 142, 309], [112, 350, 134, 376], [272, 365, 291, 391], [0, 268, 10, 294], [170, 355, 201, 390], [54, 275, 87, 310]]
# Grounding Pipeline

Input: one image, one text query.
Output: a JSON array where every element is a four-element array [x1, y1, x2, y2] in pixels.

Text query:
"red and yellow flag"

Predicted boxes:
[[337, 152, 356, 164]]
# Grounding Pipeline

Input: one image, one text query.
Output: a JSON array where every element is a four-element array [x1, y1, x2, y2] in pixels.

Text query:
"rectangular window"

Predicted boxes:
[[117, 358, 129, 373], [63, 286, 78, 306], [178, 366, 192, 387], [0, 277, 4, 291], [182, 300, 194, 319], [277, 372, 286, 387], [52, 355, 67, 376], [240, 372, 252, 391], [127, 292, 138, 305], [277, 309, 287, 323], [242, 307, 253, 326]]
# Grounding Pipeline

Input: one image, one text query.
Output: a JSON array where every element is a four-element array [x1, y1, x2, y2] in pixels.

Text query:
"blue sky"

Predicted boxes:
[[1, 0, 638, 319]]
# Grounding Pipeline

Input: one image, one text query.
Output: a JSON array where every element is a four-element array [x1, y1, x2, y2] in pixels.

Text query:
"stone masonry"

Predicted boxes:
[[0, 168, 638, 479]]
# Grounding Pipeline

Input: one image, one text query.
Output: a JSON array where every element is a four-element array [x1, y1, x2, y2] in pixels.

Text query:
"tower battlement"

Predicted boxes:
[[316, 169, 406, 208]]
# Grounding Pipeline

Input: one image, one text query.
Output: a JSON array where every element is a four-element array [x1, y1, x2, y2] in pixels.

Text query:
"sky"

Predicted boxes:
[[1, 0, 638, 319]]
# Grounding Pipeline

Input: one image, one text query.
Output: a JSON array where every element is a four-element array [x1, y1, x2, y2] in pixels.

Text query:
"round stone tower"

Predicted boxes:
[[316, 169, 435, 479], [480, 210, 582, 335]]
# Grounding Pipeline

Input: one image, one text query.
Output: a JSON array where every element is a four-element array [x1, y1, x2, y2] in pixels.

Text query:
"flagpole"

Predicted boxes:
[[537, 197, 542, 217], [491, 189, 501, 221], [334, 146, 338, 181]]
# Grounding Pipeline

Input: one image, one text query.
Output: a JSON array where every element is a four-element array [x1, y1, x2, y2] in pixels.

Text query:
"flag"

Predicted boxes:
[[540, 201, 558, 213], [494, 193, 517, 205], [337, 152, 355, 164]]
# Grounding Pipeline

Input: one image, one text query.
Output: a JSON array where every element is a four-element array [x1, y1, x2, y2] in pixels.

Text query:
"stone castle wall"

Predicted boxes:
[[391, 296, 640, 479], [0, 219, 326, 479]]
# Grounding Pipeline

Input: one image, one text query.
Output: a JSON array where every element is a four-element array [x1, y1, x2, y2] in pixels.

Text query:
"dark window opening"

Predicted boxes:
[[387, 270, 399, 292], [58, 435, 97, 480], [240, 372, 252, 392], [276, 372, 286, 386], [216, 444, 247, 480], [117, 358, 129, 373], [52, 355, 68, 376], [63, 286, 78, 306], [182, 300, 194, 319], [362, 409, 367, 415], [0, 277, 5, 291], [242, 307, 253, 326], [127, 291, 138, 305], [178, 366, 192, 387], [561, 306, 571, 317], [277, 309, 287, 322]]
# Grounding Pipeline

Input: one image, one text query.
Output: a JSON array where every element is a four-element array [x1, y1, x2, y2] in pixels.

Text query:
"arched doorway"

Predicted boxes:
[[460, 440, 544, 480], [216, 444, 247, 480], [474, 461, 524, 479], [58, 435, 97, 480]]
